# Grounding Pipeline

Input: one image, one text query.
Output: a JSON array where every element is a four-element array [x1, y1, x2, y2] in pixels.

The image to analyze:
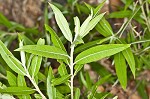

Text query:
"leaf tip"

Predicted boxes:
[[14, 48, 20, 51]]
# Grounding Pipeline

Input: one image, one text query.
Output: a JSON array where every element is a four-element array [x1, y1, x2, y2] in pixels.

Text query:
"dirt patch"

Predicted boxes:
[[0, 0, 42, 27]]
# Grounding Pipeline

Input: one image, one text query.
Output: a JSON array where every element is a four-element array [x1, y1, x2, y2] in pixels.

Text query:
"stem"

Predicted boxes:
[[27, 73, 47, 99], [139, 0, 150, 32], [19, 40, 46, 99], [70, 44, 75, 99]]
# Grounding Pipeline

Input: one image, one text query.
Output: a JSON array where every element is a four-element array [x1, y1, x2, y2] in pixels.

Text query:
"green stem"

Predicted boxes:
[[70, 44, 75, 99], [20, 40, 46, 99], [27, 73, 47, 99]]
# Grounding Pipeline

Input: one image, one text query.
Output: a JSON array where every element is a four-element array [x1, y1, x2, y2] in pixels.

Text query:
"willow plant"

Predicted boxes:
[[0, 3, 135, 99]]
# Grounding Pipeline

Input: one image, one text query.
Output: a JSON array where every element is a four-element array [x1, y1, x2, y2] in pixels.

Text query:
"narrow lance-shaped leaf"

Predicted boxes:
[[45, 24, 66, 51], [80, 71, 88, 88], [49, 3, 72, 42], [94, 0, 106, 15], [114, 53, 127, 89], [58, 62, 68, 76], [29, 56, 42, 77], [0, 13, 12, 28], [85, 71, 92, 89], [29, 38, 45, 77], [9, 56, 26, 75], [100, 94, 110, 99], [47, 67, 56, 99], [55, 85, 70, 94], [51, 75, 71, 86], [74, 16, 80, 36], [0, 93, 15, 99], [18, 34, 35, 45], [17, 75, 26, 87], [15, 45, 69, 59], [0, 87, 35, 95], [88, 74, 111, 99], [19, 40, 26, 67], [80, 13, 105, 38], [17, 75, 31, 99], [45, 25, 69, 64], [74, 39, 101, 54], [95, 17, 113, 37], [74, 88, 80, 99], [74, 64, 84, 75], [0, 40, 26, 75], [75, 44, 130, 64], [108, 10, 132, 18], [122, 48, 135, 78], [7, 71, 17, 86], [84, 2, 93, 11], [79, 14, 92, 37], [38, 72, 46, 82]]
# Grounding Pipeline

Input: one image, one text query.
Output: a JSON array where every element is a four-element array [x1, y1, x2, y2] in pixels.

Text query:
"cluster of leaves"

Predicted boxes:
[[0, 0, 149, 99]]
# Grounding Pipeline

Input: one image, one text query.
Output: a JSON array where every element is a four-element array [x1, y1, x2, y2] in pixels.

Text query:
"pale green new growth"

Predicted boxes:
[[49, 3, 73, 42]]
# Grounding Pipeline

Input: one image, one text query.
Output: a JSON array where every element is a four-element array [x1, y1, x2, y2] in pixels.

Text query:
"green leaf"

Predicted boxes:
[[45, 25, 69, 64], [0, 40, 26, 75], [73, 35, 84, 45], [58, 62, 68, 76], [19, 40, 26, 70], [0, 87, 35, 95], [56, 85, 70, 94], [29, 55, 42, 77], [137, 81, 149, 99], [49, 3, 72, 42], [94, 0, 106, 15], [90, 62, 110, 77], [75, 44, 130, 64], [80, 13, 105, 38], [34, 94, 42, 99], [15, 45, 69, 59], [18, 34, 35, 45], [85, 71, 92, 89], [74, 64, 84, 75], [29, 38, 45, 77], [95, 18, 113, 37], [56, 92, 64, 99], [45, 24, 66, 51], [88, 75, 111, 99], [114, 53, 127, 89], [79, 14, 92, 37], [52, 75, 71, 86], [0, 93, 15, 99], [122, 48, 135, 78], [74, 16, 80, 36], [74, 88, 80, 99], [113, 96, 118, 99], [7, 71, 17, 86], [84, 2, 93, 11], [17, 75, 31, 99], [47, 67, 56, 99], [76, 3, 91, 14], [80, 71, 88, 88], [17, 75, 26, 87], [108, 10, 132, 18], [74, 39, 101, 54], [100, 93, 110, 99], [0, 13, 12, 28], [9, 56, 26, 75], [38, 72, 46, 82], [124, 0, 133, 10]]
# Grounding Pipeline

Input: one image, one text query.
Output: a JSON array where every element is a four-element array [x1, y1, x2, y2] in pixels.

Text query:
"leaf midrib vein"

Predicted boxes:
[[75, 46, 127, 63]]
